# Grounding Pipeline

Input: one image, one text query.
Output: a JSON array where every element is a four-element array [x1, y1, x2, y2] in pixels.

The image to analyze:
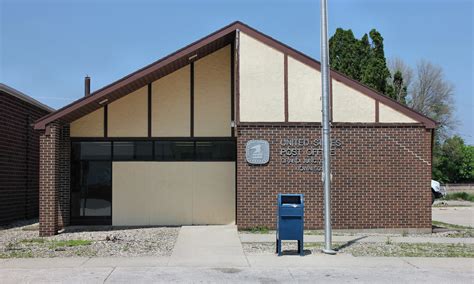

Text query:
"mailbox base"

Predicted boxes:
[[276, 238, 304, 256]]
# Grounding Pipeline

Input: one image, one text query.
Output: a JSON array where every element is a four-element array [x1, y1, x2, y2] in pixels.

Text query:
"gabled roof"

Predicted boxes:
[[1, 83, 54, 113], [34, 21, 436, 129]]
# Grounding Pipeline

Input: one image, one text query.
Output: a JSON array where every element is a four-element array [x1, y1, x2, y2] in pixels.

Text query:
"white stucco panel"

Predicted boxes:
[[332, 79, 375, 122], [379, 103, 417, 123], [239, 32, 285, 122], [287, 56, 321, 122]]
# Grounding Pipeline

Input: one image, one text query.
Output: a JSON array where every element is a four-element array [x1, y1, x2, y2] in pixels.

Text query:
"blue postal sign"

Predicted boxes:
[[246, 140, 270, 165]]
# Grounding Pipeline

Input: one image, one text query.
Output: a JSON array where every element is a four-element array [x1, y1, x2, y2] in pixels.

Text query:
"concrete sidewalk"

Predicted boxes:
[[168, 225, 249, 267], [1, 255, 472, 283], [1, 225, 473, 283], [433, 206, 474, 227], [239, 233, 474, 244]]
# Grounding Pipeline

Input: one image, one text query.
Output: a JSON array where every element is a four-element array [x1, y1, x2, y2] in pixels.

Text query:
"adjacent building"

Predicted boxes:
[[0, 84, 53, 224], [34, 22, 436, 236]]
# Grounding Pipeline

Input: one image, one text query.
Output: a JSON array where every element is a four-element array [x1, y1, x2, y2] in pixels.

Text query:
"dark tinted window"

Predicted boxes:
[[155, 141, 195, 161], [71, 161, 111, 217], [196, 141, 235, 161], [113, 141, 153, 161], [72, 142, 111, 161]]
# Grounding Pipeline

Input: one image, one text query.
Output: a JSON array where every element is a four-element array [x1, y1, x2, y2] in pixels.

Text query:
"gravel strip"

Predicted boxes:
[[0, 220, 179, 258], [242, 242, 474, 258]]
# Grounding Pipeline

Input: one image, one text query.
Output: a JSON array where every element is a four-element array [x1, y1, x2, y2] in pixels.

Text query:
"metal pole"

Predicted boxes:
[[320, 0, 336, 255]]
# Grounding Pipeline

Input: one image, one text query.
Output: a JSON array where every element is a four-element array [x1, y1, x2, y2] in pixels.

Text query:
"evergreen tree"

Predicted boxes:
[[329, 28, 391, 95]]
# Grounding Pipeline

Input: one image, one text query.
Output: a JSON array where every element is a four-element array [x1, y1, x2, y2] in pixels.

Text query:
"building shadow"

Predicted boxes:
[[0, 218, 38, 231]]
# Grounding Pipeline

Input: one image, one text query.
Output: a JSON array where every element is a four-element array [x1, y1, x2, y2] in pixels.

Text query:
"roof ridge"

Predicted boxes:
[[34, 20, 436, 129], [0, 83, 54, 112]]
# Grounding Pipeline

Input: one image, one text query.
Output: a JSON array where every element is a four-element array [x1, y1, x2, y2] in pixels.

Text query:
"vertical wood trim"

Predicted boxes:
[[234, 30, 239, 225], [235, 30, 240, 125], [284, 54, 288, 122], [330, 76, 333, 122], [147, 83, 152, 137], [190, 62, 194, 137], [104, 105, 108, 137], [375, 100, 379, 122], [230, 41, 235, 137]]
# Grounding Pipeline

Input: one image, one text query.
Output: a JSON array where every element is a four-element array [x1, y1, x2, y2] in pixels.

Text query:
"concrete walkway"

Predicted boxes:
[[168, 225, 249, 267], [1, 255, 472, 283], [239, 233, 474, 244], [433, 206, 474, 227]]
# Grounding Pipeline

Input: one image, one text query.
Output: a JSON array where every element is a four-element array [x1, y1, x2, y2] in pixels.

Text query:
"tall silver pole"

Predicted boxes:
[[320, 0, 336, 255]]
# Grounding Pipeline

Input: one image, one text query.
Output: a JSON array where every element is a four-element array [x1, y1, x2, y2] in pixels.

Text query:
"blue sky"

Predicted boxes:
[[1, 0, 473, 143]]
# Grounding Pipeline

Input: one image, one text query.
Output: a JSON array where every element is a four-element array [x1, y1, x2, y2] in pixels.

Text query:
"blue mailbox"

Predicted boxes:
[[276, 193, 304, 256]]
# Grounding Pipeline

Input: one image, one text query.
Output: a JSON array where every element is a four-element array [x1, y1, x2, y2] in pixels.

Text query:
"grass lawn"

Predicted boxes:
[[0, 239, 93, 259], [442, 192, 474, 202]]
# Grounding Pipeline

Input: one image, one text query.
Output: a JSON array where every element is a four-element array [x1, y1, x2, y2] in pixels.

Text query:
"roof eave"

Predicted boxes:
[[34, 20, 437, 130]]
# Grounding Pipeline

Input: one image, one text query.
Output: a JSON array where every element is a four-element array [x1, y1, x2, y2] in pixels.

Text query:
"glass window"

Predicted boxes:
[[72, 142, 111, 161], [70, 161, 111, 217], [113, 141, 153, 161], [196, 141, 236, 161], [155, 141, 195, 161]]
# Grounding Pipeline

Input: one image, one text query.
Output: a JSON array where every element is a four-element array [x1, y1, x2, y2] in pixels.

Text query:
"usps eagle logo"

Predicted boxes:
[[246, 140, 270, 165]]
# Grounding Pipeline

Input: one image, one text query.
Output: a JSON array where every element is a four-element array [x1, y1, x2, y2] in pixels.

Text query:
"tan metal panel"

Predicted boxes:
[[112, 162, 235, 226], [239, 32, 285, 122], [70, 108, 104, 137], [152, 66, 191, 137], [108, 86, 148, 137], [379, 103, 417, 123], [194, 45, 232, 137], [112, 163, 152, 226], [332, 79, 375, 122], [192, 163, 235, 225], [287, 56, 322, 122], [148, 163, 194, 226]]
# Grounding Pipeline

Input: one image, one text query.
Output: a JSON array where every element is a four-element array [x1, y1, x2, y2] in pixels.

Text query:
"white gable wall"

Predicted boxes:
[[238, 31, 418, 125], [239, 32, 285, 122], [288, 56, 322, 122], [332, 79, 376, 123], [379, 103, 417, 123]]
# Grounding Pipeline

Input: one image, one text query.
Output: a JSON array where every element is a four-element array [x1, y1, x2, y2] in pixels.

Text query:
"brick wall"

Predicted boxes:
[[236, 123, 432, 231], [39, 122, 70, 236], [0, 92, 50, 225]]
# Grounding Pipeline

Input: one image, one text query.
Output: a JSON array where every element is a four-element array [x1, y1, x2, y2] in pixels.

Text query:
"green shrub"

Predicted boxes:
[[443, 192, 474, 202]]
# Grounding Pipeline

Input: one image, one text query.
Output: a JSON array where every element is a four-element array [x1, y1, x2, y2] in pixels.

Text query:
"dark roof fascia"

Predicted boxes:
[[0, 83, 54, 113], [34, 21, 436, 130], [34, 21, 241, 130]]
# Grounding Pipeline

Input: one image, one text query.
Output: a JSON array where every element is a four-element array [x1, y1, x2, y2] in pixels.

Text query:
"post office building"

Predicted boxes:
[[34, 22, 436, 236]]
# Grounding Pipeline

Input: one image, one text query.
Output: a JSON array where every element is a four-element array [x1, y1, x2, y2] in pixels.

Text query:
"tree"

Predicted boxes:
[[433, 136, 474, 183], [386, 70, 408, 104], [329, 28, 362, 81], [329, 28, 391, 94], [388, 57, 413, 87], [410, 60, 455, 139], [387, 57, 413, 104]]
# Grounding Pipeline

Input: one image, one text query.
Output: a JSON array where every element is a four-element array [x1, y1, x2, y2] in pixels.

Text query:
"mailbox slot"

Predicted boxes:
[[281, 195, 301, 205]]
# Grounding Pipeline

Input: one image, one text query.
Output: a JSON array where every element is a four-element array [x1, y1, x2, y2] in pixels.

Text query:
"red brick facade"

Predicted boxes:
[[39, 122, 70, 236], [37, 122, 432, 235], [236, 123, 432, 231], [0, 92, 50, 224]]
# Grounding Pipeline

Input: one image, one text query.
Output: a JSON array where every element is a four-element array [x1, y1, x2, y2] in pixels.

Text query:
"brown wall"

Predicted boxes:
[[236, 124, 432, 231], [0, 92, 51, 224]]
